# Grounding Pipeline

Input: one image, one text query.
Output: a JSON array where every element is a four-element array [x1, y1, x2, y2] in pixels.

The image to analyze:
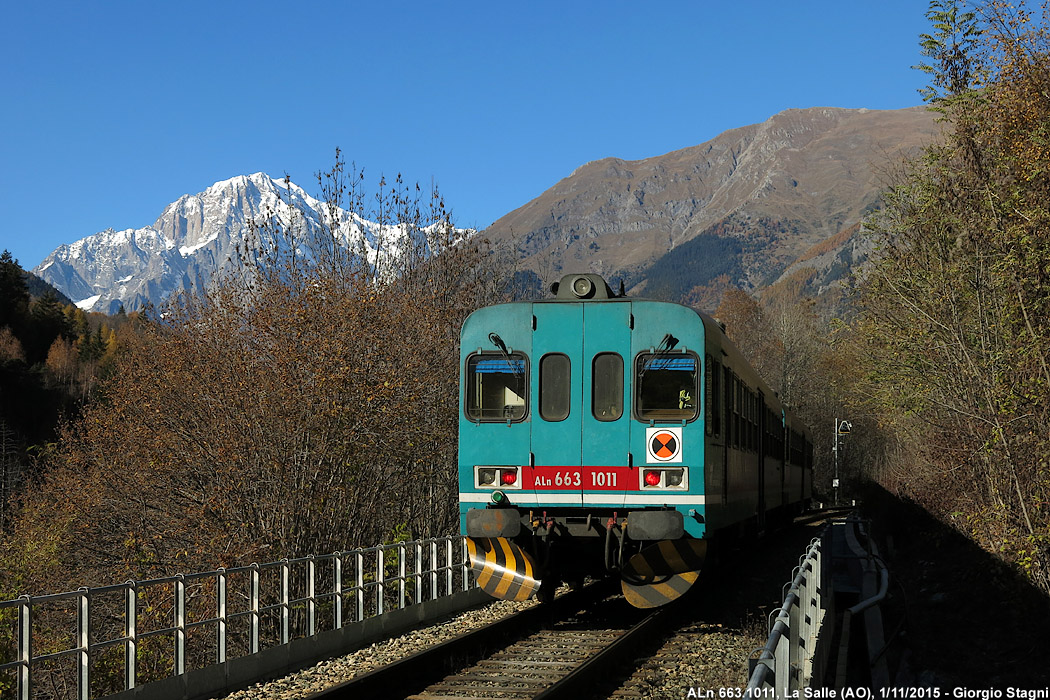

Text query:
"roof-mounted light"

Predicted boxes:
[[571, 275, 594, 298]]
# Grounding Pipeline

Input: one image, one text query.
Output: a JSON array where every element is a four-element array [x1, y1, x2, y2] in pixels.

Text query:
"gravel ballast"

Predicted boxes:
[[219, 597, 538, 700]]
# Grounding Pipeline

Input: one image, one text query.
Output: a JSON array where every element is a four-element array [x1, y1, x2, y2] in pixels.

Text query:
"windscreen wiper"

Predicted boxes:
[[640, 333, 680, 376], [488, 332, 525, 383]]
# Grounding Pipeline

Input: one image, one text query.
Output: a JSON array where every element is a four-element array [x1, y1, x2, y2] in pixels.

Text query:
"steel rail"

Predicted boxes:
[[532, 604, 669, 700]]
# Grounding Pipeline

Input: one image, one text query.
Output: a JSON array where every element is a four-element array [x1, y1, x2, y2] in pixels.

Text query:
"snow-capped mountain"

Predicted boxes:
[[32, 173, 412, 314]]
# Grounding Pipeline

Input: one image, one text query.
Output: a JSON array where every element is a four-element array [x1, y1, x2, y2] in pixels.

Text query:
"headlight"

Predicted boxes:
[[475, 465, 521, 489], [640, 468, 687, 489], [571, 276, 594, 298]]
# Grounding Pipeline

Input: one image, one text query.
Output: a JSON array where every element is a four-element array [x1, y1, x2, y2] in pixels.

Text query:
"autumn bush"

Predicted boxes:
[[1, 156, 506, 595], [0, 157, 511, 697], [856, 1, 1050, 592]]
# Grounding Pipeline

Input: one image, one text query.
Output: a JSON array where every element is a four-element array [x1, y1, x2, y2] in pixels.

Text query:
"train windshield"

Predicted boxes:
[[635, 353, 699, 421], [465, 353, 528, 422]]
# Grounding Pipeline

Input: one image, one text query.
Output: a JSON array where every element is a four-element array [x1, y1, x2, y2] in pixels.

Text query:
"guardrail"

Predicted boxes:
[[834, 516, 891, 689], [746, 514, 894, 693], [746, 532, 830, 694], [0, 536, 473, 700]]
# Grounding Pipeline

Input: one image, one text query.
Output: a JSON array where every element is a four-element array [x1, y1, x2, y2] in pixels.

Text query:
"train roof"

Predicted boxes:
[[466, 273, 809, 432]]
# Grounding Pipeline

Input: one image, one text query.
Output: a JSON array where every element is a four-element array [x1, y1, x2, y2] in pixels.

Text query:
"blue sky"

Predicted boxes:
[[0, 1, 931, 270]]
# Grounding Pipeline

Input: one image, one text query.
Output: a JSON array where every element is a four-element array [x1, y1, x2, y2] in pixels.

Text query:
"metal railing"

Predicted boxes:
[[0, 535, 472, 700], [746, 514, 895, 694], [833, 516, 891, 689], [747, 530, 831, 695]]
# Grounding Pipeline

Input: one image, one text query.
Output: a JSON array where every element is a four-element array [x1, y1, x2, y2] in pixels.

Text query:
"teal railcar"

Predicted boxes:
[[459, 273, 812, 607]]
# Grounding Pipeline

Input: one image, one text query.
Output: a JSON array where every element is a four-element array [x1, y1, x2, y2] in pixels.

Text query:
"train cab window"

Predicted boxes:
[[539, 353, 571, 422], [634, 353, 700, 421], [591, 352, 623, 422], [465, 353, 528, 422]]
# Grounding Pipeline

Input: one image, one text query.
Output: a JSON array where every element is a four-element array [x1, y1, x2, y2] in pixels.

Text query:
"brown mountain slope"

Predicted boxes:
[[487, 106, 940, 305]]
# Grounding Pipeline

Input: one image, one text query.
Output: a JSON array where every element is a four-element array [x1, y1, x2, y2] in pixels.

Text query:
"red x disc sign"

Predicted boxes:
[[646, 427, 682, 462]]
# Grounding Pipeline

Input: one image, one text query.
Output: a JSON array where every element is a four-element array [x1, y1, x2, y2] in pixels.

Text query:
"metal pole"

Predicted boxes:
[[461, 539, 470, 592], [430, 541, 438, 601], [216, 569, 227, 664], [334, 552, 343, 629], [398, 544, 406, 610], [77, 588, 89, 700], [174, 576, 186, 676], [18, 596, 30, 700], [833, 418, 839, 506], [376, 548, 385, 616], [250, 564, 260, 655], [355, 552, 364, 622], [446, 539, 454, 595], [125, 582, 137, 690], [280, 560, 290, 645], [307, 555, 316, 637], [415, 542, 424, 604]]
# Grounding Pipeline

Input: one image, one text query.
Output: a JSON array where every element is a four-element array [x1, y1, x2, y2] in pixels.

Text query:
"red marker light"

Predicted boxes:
[[501, 470, 517, 485], [644, 470, 661, 486]]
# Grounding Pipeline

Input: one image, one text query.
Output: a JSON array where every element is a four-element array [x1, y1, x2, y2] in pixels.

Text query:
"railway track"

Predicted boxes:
[[299, 580, 669, 700], [411, 600, 667, 700], [249, 513, 834, 700]]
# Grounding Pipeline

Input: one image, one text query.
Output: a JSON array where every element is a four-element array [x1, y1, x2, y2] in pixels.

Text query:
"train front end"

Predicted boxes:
[[458, 274, 710, 608]]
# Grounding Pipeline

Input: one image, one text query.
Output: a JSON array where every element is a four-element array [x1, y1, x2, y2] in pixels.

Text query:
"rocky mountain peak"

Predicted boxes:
[[33, 173, 362, 314], [485, 105, 940, 307]]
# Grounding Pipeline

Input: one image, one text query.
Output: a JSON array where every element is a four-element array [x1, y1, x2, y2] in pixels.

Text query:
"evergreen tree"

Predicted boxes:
[[27, 292, 72, 364], [0, 251, 30, 334]]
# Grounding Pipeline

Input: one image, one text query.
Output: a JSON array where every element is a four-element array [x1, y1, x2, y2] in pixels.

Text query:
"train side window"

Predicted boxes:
[[634, 353, 699, 421], [789, 429, 804, 466], [742, 389, 749, 450], [765, 408, 775, 457], [739, 388, 747, 449], [705, 355, 713, 435], [751, 393, 758, 451], [727, 375, 734, 447], [539, 353, 571, 422], [733, 376, 741, 448], [592, 352, 623, 422], [749, 391, 757, 452], [725, 372, 733, 446], [465, 352, 528, 422], [711, 358, 722, 437]]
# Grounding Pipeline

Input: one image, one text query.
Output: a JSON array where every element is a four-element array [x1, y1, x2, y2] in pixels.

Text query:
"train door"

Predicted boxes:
[[582, 302, 632, 501], [529, 304, 584, 505]]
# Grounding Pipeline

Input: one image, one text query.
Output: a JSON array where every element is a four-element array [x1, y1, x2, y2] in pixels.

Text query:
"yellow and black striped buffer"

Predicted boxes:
[[622, 571, 699, 608], [623, 539, 707, 578], [465, 537, 541, 602], [619, 539, 708, 609]]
